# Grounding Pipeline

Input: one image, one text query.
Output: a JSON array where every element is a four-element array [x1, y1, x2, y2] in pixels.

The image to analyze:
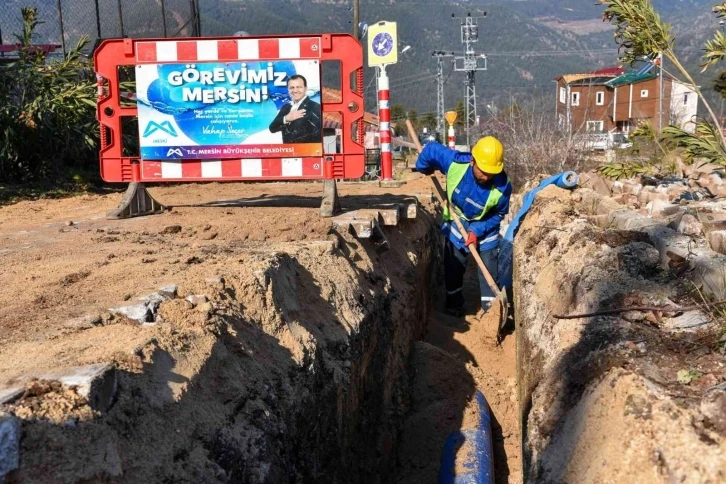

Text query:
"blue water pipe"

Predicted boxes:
[[438, 391, 495, 484], [498, 171, 579, 290]]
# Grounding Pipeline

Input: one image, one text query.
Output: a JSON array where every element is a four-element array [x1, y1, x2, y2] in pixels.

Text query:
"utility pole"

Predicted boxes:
[[353, 0, 360, 39], [432, 51, 454, 140], [452, 12, 487, 146]]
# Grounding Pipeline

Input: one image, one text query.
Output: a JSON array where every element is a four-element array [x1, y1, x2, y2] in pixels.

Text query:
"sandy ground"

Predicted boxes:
[[0, 178, 433, 380], [396, 258, 522, 484], [0, 173, 522, 482]]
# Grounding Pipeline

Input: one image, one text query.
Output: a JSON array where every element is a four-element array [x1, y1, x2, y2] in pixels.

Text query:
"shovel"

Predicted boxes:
[[405, 120, 509, 339]]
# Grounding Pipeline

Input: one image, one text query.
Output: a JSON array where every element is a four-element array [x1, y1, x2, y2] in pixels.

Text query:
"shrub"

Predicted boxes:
[[0, 8, 99, 183]]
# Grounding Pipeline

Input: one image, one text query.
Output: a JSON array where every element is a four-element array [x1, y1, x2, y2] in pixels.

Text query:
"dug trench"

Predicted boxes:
[[0, 179, 521, 483]]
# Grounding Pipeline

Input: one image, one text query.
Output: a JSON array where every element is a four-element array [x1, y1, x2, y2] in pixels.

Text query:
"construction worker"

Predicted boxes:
[[416, 136, 511, 317]]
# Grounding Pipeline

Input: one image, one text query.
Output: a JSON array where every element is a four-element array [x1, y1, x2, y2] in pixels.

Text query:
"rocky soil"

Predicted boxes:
[[515, 184, 726, 483]]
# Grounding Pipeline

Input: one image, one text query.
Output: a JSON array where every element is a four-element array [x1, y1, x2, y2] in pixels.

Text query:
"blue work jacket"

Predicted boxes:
[[415, 142, 511, 252]]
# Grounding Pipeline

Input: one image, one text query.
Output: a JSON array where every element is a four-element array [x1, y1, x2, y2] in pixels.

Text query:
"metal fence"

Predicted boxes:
[[0, 0, 201, 56]]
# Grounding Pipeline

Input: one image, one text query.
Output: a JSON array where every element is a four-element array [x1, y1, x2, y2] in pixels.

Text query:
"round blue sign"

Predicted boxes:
[[372, 32, 393, 57]]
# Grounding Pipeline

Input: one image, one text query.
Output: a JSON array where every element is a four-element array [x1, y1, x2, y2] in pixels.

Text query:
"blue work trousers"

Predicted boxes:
[[444, 238, 499, 311]]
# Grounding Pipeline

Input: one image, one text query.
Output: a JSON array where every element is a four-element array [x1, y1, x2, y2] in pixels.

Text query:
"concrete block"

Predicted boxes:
[[41, 363, 118, 412], [608, 211, 660, 231], [707, 230, 726, 255], [677, 214, 704, 236], [662, 311, 713, 331], [0, 388, 22, 406], [642, 226, 713, 270], [357, 208, 400, 226], [0, 412, 20, 480], [109, 303, 152, 323], [692, 256, 726, 300]]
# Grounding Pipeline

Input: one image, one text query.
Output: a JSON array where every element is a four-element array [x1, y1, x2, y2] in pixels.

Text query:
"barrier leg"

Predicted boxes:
[[320, 179, 341, 217], [106, 182, 167, 220]]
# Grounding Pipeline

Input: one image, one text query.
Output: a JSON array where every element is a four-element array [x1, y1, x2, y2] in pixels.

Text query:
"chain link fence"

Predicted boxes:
[[1, 0, 200, 56]]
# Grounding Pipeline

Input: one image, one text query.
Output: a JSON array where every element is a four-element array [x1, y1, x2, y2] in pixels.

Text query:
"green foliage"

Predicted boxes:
[[0, 8, 99, 183], [390, 103, 406, 123], [420, 112, 437, 131], [661, 120, 726, 164], [598, 160, 655, 179], [713, 71, 726, 99], [406, 109, 418, 125], [599, 0, 673, 64], [454, 100, 465, 129]]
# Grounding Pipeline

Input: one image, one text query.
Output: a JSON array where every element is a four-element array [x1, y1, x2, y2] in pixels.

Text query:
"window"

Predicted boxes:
[[595, 91, 605, 106], [684, 93, 689, 105], [571, 92, 580, 106], [559, 87, 566, 104], [587, 120, 604, 132], [640, 89, 649, 98]]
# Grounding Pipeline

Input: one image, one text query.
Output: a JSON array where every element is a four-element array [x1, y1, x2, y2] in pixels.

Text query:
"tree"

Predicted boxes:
[[454, 100, 466, 129], [390, 103, 406, 123], [713, 71, 726, 100], [407, 109, 418, 126], [600, 0, 726, 158], [421, 112, 437, 131]]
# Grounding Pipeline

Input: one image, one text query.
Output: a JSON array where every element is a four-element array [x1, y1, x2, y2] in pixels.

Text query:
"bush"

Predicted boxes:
[[0, 8, 99, 183]]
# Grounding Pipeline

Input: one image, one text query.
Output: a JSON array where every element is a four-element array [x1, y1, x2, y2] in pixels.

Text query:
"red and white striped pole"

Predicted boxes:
[[378, 65, 393, 180], [444, 110, 458, 150]]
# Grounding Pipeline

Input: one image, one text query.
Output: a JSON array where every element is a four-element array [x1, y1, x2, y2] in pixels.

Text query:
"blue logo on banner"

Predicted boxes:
[[143, 121, 178, 137]]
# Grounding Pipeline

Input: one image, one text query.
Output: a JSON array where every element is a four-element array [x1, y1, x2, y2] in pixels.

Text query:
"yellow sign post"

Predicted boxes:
[[444, 111, 457, 148], [367, 21, 398, 67], [444, 110, 458, 126]]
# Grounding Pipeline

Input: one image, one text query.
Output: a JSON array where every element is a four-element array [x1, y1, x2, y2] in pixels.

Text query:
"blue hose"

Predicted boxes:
[[438, 391, 494, 484], [498, 171, 579, 290]]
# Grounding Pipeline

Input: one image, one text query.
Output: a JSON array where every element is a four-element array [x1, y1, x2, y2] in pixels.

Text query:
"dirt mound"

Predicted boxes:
[[515, 185, 726, 483], [0, 178, 441, 483]]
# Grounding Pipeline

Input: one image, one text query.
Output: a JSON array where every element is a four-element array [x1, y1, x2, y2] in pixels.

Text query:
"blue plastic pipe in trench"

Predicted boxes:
[[438, 391, 494, 484], [498, 171, 579, 291], [437, 172, 579, 484]]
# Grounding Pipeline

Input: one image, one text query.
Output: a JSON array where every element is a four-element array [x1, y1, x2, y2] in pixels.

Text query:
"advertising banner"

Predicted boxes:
[[136, 60, 322, 160]]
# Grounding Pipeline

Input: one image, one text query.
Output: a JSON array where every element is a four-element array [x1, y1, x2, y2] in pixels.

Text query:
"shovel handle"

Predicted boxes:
[[405, 120, 502, 298]]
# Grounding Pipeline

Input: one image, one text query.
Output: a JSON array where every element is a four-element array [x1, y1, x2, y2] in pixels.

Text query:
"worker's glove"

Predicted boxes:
[[465, 231, 478, 247]]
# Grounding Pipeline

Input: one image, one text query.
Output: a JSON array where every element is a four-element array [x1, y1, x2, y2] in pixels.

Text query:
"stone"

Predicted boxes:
[[196, 302, 213, 314], [205, 277, 225, 289], [158, 284, 178, 299], [108, 303, 152, 323], [160, 225, 182, 234], [701, 390, 726, 434], [582, 174, 612, 196], [611, 181, 624, 194], [677, 214, 704, 235], [649, 199, 682, 218], [185, 295, 208, 307], [698, 212, 726, 232], [0, 412, 20, 480], [707, 230, 726, 255], [661, 311, 712, 331]]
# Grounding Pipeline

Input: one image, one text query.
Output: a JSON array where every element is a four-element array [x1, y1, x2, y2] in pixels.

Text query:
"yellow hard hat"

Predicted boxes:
[[471, 136, 504, 174]]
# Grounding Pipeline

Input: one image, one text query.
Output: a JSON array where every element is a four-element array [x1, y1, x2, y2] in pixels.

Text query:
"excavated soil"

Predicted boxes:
[[0, 176, 446, 483], [515, 185, 726, 483], [1, 174, 524, 483], [395, 258, 522, 484]]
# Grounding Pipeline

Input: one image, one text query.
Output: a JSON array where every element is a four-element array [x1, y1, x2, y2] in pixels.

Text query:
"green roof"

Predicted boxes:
[[605, 71, 657, 88]]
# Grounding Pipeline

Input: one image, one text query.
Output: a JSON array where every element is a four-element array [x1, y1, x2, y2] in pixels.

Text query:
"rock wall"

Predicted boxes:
[[515, 185, 726, 483]]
